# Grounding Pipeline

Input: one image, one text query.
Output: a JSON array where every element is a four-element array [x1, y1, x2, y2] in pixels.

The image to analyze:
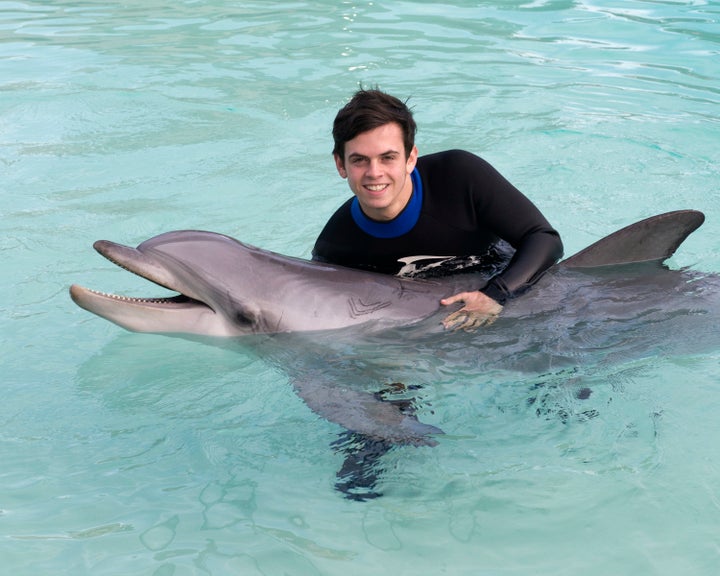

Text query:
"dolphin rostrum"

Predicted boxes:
[[70, 210, 715, 445]]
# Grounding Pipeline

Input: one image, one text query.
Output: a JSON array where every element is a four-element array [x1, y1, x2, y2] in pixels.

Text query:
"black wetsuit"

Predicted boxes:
[[312, 149, 563, 304]]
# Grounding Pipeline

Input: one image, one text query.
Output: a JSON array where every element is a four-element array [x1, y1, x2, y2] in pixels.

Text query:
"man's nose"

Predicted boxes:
[[366, 158, 382, 177]]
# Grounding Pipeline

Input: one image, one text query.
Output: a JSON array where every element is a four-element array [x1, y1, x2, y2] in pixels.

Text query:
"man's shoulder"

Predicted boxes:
[[418, 148, 478, 162], [417, 149, 488, 172]]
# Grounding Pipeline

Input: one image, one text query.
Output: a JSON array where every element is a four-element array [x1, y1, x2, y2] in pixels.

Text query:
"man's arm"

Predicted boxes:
[[479, 229, 563, 304], [439, 151, 564, 329], [440, 230, 562, 331]]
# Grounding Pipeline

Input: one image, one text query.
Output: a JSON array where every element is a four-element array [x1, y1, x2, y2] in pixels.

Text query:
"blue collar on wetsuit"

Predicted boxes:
[[350, 168, 422, 239]]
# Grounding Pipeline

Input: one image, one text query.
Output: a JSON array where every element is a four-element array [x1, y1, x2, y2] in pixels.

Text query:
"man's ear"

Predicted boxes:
[[334, 154, 347, 179], [406, 145, 418, 173]]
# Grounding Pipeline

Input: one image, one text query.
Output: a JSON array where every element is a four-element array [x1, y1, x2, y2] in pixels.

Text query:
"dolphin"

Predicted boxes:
[[69, 210, 705, 335], [69, 232, 478, 337], [69, 210, 717, 445]]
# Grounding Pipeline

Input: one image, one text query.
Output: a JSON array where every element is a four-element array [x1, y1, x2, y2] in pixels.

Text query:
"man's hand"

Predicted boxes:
[[440, 291, 503, 331]]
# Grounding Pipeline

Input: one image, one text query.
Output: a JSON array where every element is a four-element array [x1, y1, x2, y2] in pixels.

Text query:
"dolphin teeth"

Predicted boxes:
[[86, 288, 180, 305]]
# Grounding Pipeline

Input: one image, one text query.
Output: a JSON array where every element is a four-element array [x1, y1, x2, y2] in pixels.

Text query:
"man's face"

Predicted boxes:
[[335, 122, 418, 222]]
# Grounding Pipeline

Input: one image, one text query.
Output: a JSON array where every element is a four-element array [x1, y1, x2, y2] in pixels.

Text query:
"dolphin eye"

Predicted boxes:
[[235, 312, 254, 326]]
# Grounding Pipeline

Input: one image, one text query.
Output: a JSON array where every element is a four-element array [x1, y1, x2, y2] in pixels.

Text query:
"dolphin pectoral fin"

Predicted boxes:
[[291, 376, 444, 446], [561, 210, 705, 268]]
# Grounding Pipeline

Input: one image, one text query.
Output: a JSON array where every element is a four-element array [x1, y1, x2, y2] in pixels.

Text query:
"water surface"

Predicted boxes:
[[2, 1, 719, 574]]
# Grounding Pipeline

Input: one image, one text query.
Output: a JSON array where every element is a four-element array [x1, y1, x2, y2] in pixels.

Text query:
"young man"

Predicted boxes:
[[312, 89, 563, 330]]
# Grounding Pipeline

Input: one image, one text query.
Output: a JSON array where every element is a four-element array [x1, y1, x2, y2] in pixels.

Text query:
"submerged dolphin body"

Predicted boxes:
[[70, 210, 717, 445]]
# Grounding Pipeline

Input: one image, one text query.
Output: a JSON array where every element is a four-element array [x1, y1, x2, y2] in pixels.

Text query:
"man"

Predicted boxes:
[[312, 89, 563, 330]]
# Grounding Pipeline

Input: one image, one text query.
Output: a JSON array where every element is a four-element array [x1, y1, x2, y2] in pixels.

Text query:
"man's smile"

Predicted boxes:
[[364, 184, 389, 192]]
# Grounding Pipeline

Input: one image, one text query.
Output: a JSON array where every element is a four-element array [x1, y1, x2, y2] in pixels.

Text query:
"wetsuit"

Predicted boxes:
[[312, 149, 563, 304]]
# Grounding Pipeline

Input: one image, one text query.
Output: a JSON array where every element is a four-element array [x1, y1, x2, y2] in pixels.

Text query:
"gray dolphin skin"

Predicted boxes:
[[70, 210, 717, 445], [70, 232, 476, 337]]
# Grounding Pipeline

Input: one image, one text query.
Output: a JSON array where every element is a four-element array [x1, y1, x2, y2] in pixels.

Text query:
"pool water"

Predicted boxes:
[[2, 1, 719, 574]]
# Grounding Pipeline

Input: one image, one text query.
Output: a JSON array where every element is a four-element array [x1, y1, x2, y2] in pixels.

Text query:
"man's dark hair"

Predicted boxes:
[[332, 88, 417, 160]]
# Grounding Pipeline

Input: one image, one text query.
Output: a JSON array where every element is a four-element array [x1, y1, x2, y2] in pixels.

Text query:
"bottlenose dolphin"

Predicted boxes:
[[69, 210, 705, 335], [70, 210, 717, 447], [70, 233, 478, 337]]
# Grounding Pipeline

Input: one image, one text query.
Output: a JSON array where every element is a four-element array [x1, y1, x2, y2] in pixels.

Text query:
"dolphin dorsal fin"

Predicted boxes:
[[560, 210, 705, 269]]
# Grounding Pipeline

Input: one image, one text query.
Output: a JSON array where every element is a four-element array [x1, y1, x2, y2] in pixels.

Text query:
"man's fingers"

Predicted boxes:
[[442, 308, 499, 332], [441, 310, 467, 331], [440, 291, 503, 332], [484, 313, 499, 327], [440, 293, 464, 306], [462, 317, 484, 332]]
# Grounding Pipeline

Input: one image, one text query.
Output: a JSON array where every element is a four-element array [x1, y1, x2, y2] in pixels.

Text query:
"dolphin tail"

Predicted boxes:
[[560, 210, 705, 268], [291, 376, 444, 446], [331, 431, 393, 501]]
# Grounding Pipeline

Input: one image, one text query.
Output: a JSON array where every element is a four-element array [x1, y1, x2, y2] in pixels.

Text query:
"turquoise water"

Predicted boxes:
[[2, 1, 719, 574]]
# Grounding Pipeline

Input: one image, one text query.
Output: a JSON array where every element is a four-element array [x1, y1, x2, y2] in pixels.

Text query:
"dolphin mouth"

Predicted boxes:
[[69, 286, 204, 309], [69, 238, 214, 316]]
